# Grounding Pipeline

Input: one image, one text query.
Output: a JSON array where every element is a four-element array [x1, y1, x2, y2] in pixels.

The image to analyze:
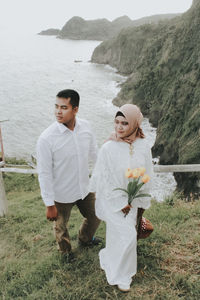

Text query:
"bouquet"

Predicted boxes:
[[113, 167, 151, 207]]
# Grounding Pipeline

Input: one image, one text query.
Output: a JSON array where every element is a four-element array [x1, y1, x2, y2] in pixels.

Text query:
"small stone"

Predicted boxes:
[[33, 234, 43, 241]]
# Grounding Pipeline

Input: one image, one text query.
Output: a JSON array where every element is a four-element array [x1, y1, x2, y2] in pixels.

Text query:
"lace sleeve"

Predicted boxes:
[[90, 146, 128, 219], [134, 145, 154, 209]]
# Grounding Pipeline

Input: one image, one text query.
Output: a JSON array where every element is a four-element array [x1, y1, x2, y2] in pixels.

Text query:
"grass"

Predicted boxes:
[[0, 172, 200, 300]]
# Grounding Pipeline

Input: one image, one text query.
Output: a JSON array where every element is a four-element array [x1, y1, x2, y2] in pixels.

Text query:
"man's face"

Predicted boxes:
[[55, 97, 78, 124]]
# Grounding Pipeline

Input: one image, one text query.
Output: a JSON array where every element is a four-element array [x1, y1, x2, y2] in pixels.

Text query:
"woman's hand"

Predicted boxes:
[[46, 205, 58, 221], [122, 204, 132, 216]]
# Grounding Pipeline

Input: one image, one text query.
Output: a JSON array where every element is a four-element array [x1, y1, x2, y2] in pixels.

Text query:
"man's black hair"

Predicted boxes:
[[56, 89, 80, 108]]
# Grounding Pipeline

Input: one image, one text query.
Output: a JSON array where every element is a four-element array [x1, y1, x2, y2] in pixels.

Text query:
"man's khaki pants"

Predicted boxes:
[[53, 192, 100, 253]]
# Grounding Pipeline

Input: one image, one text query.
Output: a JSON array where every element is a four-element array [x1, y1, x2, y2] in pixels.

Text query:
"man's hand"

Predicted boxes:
[[46, 205, 58, 221], [122, 204, 132, 216]]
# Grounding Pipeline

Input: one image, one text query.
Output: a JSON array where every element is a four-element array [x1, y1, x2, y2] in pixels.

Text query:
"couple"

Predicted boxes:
[[37, 89, 153, 292]]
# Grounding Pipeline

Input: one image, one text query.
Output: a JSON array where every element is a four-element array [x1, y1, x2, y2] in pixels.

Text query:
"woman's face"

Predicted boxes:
[[114, 116, 132, 138]]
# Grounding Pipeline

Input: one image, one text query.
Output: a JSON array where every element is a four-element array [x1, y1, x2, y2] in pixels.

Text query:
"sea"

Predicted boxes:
[[0, 32, 176, 200]]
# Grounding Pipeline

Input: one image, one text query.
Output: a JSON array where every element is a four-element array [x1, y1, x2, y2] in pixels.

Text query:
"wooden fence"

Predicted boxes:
[[0, 161, 200, 217]]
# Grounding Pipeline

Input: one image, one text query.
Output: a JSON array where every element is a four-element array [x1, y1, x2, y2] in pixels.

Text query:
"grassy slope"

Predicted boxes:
[[0, 173, 200, 300]]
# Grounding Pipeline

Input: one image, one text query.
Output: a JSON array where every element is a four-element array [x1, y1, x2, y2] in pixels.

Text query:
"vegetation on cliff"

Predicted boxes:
[[91, 0, 200, 194]]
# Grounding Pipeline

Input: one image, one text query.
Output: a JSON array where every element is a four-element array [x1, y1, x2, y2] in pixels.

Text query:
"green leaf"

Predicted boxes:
[[129, 182, 143, 198], [134, 193, 151, 199], [136, 177, 140, 184], [129, 181, 137, 195], [127, 182, 133, 194], [113, 188, 129, 194], [134, 182, 144, 196]]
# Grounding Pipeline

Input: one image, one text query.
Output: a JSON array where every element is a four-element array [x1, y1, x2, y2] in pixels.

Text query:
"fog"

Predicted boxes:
[[0, 0, 193, 34]]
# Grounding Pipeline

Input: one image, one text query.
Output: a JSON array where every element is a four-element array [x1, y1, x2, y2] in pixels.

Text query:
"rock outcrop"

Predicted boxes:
[[58, 16, 112, 40], [38, 29, 60, 36], [39, 14, 179, 41]]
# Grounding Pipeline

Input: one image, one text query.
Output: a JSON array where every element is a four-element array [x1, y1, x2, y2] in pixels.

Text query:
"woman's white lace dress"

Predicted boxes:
[[90, 138, 153, 287]]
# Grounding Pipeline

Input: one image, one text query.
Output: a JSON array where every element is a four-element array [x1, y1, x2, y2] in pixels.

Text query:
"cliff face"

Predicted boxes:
[[91, 22, 169, 73], [91, 0, 200, 195]]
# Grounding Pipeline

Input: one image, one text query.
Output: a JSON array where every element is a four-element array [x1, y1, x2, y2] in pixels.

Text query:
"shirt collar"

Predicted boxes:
[[56, 117, 80, 133]]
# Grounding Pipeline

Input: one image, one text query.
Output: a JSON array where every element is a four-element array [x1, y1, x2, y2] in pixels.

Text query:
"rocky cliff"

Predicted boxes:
[[58, 16, 112, 40], [92, 0, 200, 195], [39, 14, 178, 41]]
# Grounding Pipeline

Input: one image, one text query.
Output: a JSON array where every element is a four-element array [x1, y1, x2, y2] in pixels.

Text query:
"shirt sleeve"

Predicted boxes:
[[36, 136, 55, 207], [88, 123, 98, 164], [135, 145, 154, 209]]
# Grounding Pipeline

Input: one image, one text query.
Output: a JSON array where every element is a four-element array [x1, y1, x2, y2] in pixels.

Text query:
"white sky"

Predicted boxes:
[[0, 0, 193, 33]]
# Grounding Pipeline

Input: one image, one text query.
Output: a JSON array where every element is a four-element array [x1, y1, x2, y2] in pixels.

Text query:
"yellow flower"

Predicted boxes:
[[132, 168, 140, 178], [125, 168, 133, 178], [138, 167, 146, 177], [141, 174, 150, 183]]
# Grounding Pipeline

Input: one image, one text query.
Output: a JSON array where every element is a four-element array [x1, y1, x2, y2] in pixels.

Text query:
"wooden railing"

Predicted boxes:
[[0, 161, 7, 217], [0, 161, 200, 217], [153, 164, 200, 173]]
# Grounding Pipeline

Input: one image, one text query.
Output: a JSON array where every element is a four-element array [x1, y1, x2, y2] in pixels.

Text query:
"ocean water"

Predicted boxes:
[[0, 32, 176, 200]]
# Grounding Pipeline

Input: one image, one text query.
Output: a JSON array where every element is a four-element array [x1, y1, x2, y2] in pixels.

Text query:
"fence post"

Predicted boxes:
[[0, 171, 7, 216]]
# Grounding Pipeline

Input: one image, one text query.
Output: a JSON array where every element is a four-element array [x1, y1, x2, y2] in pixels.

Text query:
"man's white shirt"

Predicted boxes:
[[36, 118, 98, 206]]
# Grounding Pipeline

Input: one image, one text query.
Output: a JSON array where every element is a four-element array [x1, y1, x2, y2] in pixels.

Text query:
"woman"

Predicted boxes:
[[90, 104, 153, 292]]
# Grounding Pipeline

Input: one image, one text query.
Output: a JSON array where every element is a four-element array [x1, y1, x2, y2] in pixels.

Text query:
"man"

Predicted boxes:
[[37, 89, 100, 256]]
